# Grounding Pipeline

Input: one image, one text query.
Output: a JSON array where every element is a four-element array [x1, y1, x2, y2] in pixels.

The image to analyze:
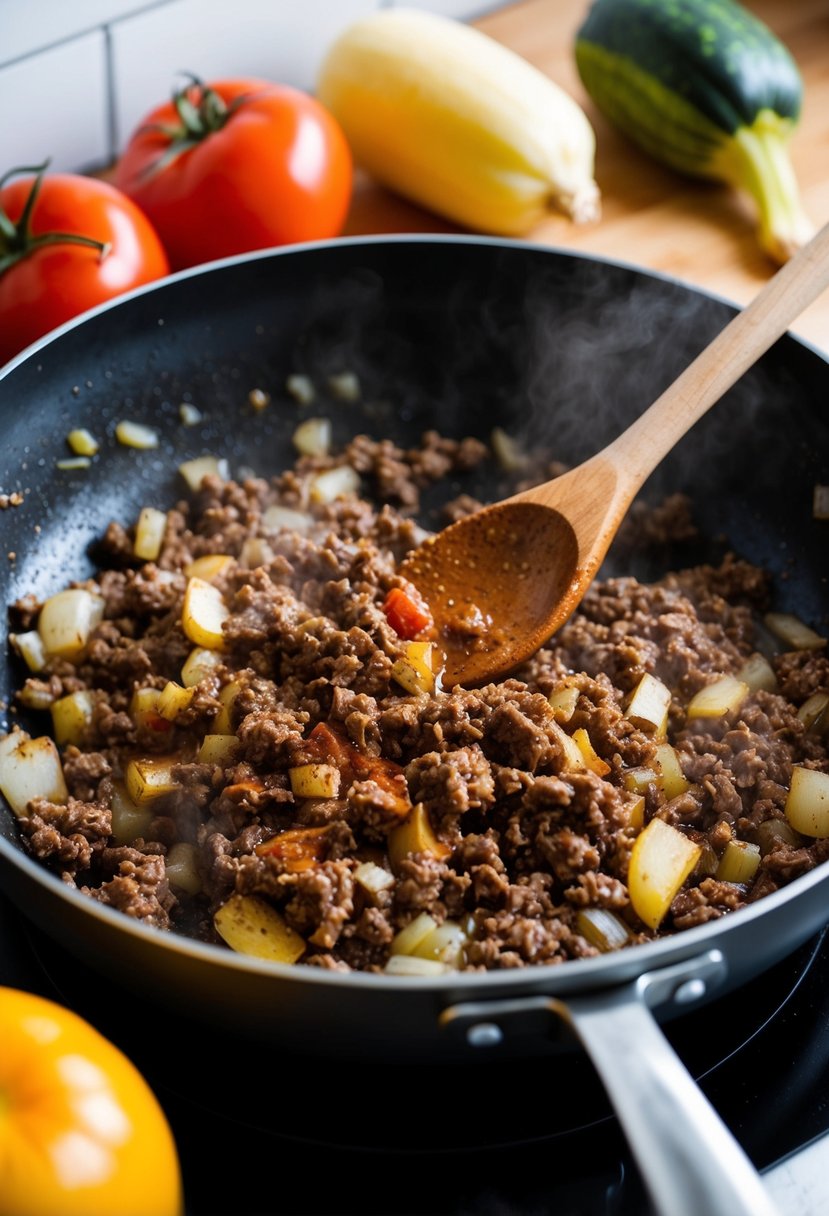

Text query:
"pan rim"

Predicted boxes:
[[1, 233, 828, 996]]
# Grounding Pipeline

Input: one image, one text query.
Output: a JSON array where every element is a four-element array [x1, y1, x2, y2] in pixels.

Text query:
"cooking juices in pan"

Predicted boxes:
[[2, 408, 828, 974]]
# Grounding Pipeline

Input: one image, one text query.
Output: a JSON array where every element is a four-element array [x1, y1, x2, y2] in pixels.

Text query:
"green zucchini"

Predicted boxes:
[[575, 0, 814, 264]]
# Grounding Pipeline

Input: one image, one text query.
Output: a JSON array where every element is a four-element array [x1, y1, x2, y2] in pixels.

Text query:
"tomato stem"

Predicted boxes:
[[0, 160, 110, 277], [135, 74, 259, 180]]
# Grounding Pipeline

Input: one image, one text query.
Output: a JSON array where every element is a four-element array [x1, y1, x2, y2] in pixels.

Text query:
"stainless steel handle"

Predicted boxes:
[[441, 951, 782, 1216]]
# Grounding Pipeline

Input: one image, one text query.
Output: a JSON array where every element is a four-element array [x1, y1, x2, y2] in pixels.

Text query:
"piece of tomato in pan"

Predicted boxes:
[[383, 582, 434, 639]]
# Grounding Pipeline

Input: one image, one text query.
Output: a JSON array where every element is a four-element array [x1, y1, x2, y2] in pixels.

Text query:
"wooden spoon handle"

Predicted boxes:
[[606, 219, 829, 492]]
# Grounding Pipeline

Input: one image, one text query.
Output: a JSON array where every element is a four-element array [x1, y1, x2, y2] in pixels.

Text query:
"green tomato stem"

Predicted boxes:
[[0, 161, 110, 277]]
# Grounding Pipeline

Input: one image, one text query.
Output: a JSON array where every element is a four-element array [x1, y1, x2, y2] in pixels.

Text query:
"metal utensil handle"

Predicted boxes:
[[560, 984, 782, 1216]]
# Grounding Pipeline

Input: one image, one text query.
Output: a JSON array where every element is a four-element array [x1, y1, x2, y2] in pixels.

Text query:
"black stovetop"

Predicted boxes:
[[2, 892, 828, 1216]]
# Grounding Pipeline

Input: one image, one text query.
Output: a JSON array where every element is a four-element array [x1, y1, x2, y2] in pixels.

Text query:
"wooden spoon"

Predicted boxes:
[[400, 221, 829, 689]]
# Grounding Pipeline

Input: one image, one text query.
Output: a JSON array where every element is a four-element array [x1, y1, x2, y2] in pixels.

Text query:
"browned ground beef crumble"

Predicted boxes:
[[7, 429, 829, 971]]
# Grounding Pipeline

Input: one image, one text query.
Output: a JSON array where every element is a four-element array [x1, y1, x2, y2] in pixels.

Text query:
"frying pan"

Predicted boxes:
[[1, 235, 828, 1216]]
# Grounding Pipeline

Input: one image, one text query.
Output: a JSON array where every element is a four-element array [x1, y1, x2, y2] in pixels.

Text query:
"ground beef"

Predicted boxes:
[[4, 428, 828, 975]]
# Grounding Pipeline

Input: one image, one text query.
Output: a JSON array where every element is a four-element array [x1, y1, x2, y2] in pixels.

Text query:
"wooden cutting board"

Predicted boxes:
[[343, 0, 829, 357]]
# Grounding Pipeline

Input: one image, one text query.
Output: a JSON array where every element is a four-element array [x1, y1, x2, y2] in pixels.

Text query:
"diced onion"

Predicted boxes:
[[185, 554, 233, 581], [737, 652, 777, 694], [165, 842, 202, 895], [354, 860, 395, 896], [181, 646, 224, 688], [410, 919, 467, 967], [309, 465, 360, 504], [133, 507, 168, 561], [115, 420, 158, 449], [292, 417, 331, 457], [214, 893, 305, 963], [572, 728, 611, 777], [390, 911, 438, 956], [757, 818, 802, 855], [550, 720, 587, 772], [56, 457, 91, 470], [109, 780, 154, 845], [384, 955, 449, 976], [0, 731, 68, 815], [286, 373, 315, 405], [548, 683, 579, 723], [262, 505, 314, 535], [814, 485, 829, 520], [211, 680, 243, 734], [182, 576, 228, 651], [179, 402, 202, 426], [248, 388, 270, 412], [785, 766, 829, 838], [575, 907, 631, 951], [156, 680, 195, 721], [239, 538, 273, 569], [686, 674, 749, 720], [652, 743, 690, 800], [797, 692, 829, 733], [178, 455, 229, 491], [37, 588, 104, 659], [327, 371, 361, 402], [764, 612, 826, 651], [626, 673, 672, 732], [490, 426, 527, 472], [9, 630, 47, 672]]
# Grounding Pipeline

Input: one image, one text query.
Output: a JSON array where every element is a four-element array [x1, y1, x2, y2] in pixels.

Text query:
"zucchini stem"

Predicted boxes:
[[720, 111, 815, 265]]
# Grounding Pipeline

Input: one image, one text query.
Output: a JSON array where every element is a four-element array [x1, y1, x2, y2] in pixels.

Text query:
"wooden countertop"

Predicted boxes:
[[343, 0, 829, 356]]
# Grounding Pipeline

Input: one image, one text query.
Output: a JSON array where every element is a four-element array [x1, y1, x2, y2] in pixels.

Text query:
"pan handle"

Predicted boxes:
[[441, 950, 782, 1216], [558, 976, 782, 1216]]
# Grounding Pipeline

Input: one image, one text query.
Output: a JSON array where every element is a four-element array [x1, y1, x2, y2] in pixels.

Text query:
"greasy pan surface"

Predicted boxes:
[[1, 235, 828, 1060]]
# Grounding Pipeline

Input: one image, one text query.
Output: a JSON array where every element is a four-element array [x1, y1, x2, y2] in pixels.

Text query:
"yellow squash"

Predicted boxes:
[[317, 7, 600, 235]]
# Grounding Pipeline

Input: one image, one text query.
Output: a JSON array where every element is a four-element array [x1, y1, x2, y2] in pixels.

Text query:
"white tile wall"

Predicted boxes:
[[0, 0, 508, 174], [1, 32, 111, 173]]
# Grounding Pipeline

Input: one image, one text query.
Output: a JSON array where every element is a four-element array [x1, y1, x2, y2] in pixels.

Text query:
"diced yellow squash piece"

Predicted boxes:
[[38, 588, 104, 659], [133, 507, 167, 561], [211, 679, 244, 734], [715, 839, 761, 884], [0, 731, 68, 815], [384, 955, 449, 976], [737, 652, 778, 694], [197, 734, 240, 765], [156, 680, 195, 721], [288, 763, 341, 799], [181, 646, 224, 688], [214, 893, 305, 963], [625, 794, 646, 830], [125, 756, 179, 804], [178, 455, 229, 491], [391, 646, 435, 695], [686, 675, 749, 720], [652, 743, 690, 800], [623, 766, 657, 795], [390, 911, 438, 956], [116, 420, 158, 449], [764, 612, 826, 651], [185, 554, 234, 581], [550, 720, 587, 772], [388, 802, 451, 873], [9, 630, 48, 673], [262, 505, 314, 535], [628, 818, 701, 930], [165, 842, 202, 895], [626, 673, 672, 732], [109, 780, 154, 845], [182, 576, 229, 650], [785, 765, 829, 838], [238, 537, 274, 570], [66, 428, 99, 456], [50, 690, 94, 746], [572, 727, 611, 777]]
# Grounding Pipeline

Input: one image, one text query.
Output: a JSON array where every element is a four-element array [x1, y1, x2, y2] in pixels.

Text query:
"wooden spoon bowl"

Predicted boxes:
[[401, 221, 829, 688]]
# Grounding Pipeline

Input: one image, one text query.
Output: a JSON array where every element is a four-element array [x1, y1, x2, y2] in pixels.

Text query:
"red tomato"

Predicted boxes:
[[114, 76, 353, 270], [0, 165, 170, 367], [383, 584, 434, 640]]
